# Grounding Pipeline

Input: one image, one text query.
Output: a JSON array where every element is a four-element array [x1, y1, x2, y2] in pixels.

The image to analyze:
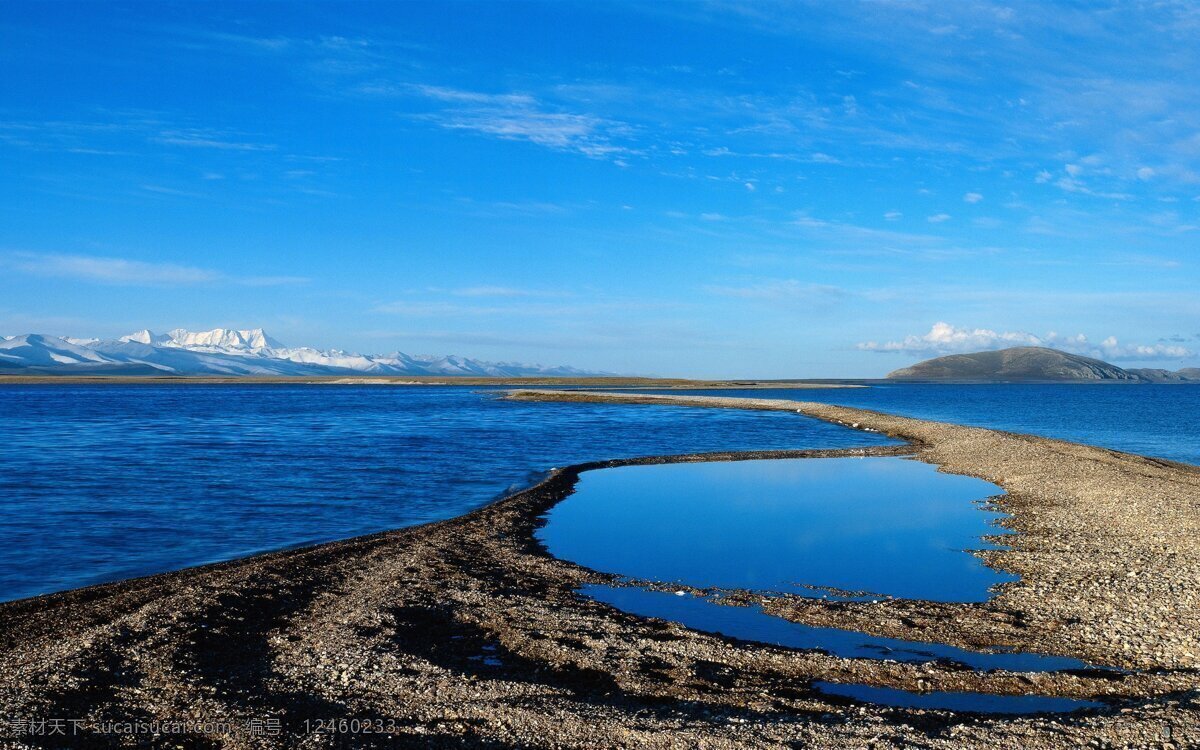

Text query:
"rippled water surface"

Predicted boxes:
[[0, 385, 895, 602], [540, 457, 1012, 602], [637, 383, 1200, 465], [4, 382, 1195, 605]]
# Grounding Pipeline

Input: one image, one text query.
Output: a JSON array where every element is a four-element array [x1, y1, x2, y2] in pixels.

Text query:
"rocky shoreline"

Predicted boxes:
[[1, 390, 1196, 748]]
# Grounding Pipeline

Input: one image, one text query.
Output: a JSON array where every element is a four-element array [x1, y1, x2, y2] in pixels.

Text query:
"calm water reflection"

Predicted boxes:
[[540, 457, 1014, 602], [581, 585, 1092, 673], [548, 458, 1106, 714]]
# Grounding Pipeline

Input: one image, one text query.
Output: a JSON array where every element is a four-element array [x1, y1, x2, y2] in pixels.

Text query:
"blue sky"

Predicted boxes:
[[2, 1, 1198, 377]]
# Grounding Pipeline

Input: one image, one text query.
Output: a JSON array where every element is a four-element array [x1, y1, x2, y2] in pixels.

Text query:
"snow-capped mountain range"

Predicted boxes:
[[0, 328, 608, 377]]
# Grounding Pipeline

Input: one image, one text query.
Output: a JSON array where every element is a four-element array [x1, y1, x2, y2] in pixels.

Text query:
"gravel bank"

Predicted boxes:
[[0, 389, 1195, 749]]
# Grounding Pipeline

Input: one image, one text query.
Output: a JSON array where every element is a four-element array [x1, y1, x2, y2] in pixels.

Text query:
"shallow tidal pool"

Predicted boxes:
[[538, 456, 1107, 714], [538, 456, 1016, 603]]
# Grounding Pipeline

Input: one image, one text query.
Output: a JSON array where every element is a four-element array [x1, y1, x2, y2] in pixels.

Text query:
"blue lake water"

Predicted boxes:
[[0, 385, 892, 602], [635, 384, 1200, 466], [1, 382, 1196, 606], [539, 457, 1014, 602], [0, 382, 1151, 713]]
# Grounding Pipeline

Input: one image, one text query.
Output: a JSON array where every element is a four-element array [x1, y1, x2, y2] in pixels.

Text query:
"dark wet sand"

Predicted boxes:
[[1, 390, 1196, 748]]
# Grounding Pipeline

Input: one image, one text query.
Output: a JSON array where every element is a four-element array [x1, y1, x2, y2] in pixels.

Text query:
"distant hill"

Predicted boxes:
[[0, 328, 612, 378], [886, 346, 1200, 383], [1126, 367, 1200, 383]]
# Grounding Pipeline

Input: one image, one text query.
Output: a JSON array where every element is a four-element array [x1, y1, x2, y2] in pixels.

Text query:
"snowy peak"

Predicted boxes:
[[2, 327, 610, 377], [0, 334, 132, 371], [0, 334, 106, 364], [120, 329, 171, 345], [119, 327, 282, 351], [127, 327, 286, 351]]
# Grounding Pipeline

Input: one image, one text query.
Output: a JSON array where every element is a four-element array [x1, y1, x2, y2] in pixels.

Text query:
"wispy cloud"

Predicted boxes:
[[1043, 160, 1135, 200], [436, 110, 625, 159], [372, 296, 668, 318], [382, 83, 634, 160], [153, 128, 277, 152], [139, 183, 202, 198], [3, 252, 307, 287], [858, 322, 1192, 361], [410, 85, 536, 107], [450, 286, 568, 298], [4, 252, 219, 285], [238, 275, 311, 287], [360, 323, 740, 354], [453, 199, 572, 218], [752, 212, 994, 262], [706, 279, 846, 305], [642, 1, 1200, 201]]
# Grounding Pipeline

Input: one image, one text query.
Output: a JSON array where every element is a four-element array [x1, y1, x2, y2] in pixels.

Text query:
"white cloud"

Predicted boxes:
[[1035, 169, 1053, 183], [1053, 176, 1133, 200], [927, 213, 951, 223], [963, 192, 983, 203], [883, 210, 902, 221], [858, 322, 1040, 355], [858, 322, 1192, 361], [1137, 166, 1156, 180], [1094, 335, 1191, 360]]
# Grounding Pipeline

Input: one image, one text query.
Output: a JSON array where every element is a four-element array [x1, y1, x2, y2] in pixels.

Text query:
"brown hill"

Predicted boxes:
[[887, 347, 1150, 382]]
